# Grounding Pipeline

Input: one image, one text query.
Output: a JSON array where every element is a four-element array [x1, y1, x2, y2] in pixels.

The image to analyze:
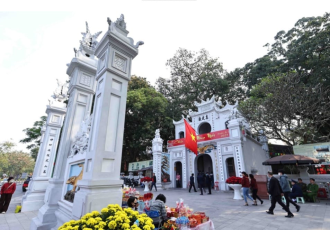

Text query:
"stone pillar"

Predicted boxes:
[[228, 119, 246, 176], [31, 22, 99, 230], [71, 14, 143, 220], [152, 129, 163, 189], [21, 105, 66, 212]]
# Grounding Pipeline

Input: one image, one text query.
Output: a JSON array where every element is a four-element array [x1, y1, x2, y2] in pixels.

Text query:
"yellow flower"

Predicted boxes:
[[122, 223, 130, 229], [86, 218, 98, 226], [101, 208, 109, 213], [73, 226, 79, 230], [108, 220, 117, 229], [83, 228, 93, 230], [95, 217, 102, 221], [143, 225, 151, 230], [92, 211, 100, 216]]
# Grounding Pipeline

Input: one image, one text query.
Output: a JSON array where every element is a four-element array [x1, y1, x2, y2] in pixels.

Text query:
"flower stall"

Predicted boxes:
[[226, 176, 243, 200]]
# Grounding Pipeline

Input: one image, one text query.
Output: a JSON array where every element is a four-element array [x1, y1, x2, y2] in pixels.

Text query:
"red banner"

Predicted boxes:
[[167, 129, 230, 147]]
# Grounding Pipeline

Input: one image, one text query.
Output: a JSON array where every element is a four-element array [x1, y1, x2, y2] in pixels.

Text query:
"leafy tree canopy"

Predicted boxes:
[[239, 72, 330, 145], [20, 116, 47, 161], [0, 141, 35, 178], [156, 48, 229, 120], [122, 76, 172, 172]]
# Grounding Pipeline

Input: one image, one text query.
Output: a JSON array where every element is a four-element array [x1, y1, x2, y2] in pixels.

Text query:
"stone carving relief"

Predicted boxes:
[[51, 79, 69, 103], [79, 22, 102, 53], [70, 115, 92, 156], [113, 54, 127, 72]]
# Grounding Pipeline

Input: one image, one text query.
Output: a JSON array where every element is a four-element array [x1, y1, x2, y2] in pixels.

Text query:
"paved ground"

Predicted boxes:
[[1, 186, 330, 230]]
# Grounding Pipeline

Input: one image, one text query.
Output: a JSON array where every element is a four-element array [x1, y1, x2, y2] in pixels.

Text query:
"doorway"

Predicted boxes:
[[174, 161, 182, 188], [226, 157, 236, 177], [196, 154, 213, 174]]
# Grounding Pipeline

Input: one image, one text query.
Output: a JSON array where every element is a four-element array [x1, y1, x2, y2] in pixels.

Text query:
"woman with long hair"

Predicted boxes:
[[249, 174, 263, 205], [0, 177, 16, 214], [241, 172, 254, 206]]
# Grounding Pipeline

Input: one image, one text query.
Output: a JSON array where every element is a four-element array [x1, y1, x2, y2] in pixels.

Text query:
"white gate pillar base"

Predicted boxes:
[[22, 105, 66, 212]]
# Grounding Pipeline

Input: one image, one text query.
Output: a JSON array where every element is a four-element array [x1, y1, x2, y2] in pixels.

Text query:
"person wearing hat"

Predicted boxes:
[[305, 178, 319, 202], [0, 176, 16, 214], [289, 180, 303, 205], [278, 169, 300, 212]]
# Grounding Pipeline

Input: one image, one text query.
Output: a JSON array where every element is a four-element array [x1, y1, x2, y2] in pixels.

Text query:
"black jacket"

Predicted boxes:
[[205, 175, 211, 185], [197, 174, 204, 187], [152, 175, 156, 183], [190, 176, 195, 185], [268, 176, 283, 196]]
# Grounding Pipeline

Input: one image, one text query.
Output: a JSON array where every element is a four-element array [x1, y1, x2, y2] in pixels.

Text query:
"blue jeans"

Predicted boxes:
[[242, 187, 254, 203]]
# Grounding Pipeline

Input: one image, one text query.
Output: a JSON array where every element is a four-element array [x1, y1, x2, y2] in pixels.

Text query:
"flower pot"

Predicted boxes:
[[228, 184, 243, 200], [143, 181, 151, 192]]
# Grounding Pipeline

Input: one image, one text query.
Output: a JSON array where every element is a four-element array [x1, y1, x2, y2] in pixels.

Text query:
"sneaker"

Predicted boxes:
[[266, 211, 274, 215], [296, 206, 300, 212], [285, 214, 294, 218], [1, 212, 5, 214], [261, 200, 264, 205]]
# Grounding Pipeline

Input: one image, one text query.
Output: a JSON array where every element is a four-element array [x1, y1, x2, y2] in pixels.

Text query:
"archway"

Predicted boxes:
[[179, 131, 184, 139], [174, 161, 182, 188], [226, 157, 236, 177], [196, 154, 213, 174], [198, 122, 211, 135]]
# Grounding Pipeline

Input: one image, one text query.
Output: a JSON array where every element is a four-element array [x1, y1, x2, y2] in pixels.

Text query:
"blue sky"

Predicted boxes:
[[1, 1, 329, 151]]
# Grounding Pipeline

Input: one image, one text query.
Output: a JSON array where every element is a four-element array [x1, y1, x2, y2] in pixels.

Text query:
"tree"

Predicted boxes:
[[20, 116, 47, 161], [122, 76, 172, 172], [156, 48, 229, 119], [0, 141, 35, 178], [239, 72, 330, 145]]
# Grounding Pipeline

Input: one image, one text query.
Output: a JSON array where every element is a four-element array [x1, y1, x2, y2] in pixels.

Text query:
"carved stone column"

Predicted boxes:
[[70, 14, 143, 221], [31, 22, 99, 230], [152, 129, 163, 189], [21, 105, 66, 212]]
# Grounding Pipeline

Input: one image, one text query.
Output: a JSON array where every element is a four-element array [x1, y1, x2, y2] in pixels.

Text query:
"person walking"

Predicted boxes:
[[278, 169, 300, 212], [205, 172, 212, 194], [241, 172, 254, 206], [197, 172, 204, 195], [266, 171, 294, 218], [0, 177, 16, 214], [150, 173, 157, 192], [189, 173, 197, 193], [249, 174, 263, 205]]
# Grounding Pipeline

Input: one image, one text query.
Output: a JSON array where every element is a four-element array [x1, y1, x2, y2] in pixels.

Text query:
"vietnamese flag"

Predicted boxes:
[[184, 119, 198, 155]]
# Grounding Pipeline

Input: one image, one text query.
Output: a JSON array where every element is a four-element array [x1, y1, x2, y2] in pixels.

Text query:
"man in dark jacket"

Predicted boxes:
[[267, 171, 294, 218], [205, 172, 212, 194], [197, 172, 204, 195], [150, 173, 157, 192], [189, 173, 197, 192], [290, 180, 303, 200], [278, 169, 300, 212]]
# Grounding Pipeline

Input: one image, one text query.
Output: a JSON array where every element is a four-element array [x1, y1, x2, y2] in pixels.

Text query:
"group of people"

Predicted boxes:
[[127, 194, 168, 226], [240, 172, 263, 206], [0, 177, 16, 214], [188, 172, 214, 195]]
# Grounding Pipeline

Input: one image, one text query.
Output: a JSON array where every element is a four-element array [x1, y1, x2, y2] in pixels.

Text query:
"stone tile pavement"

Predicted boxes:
[[1, 187, 330, 230]]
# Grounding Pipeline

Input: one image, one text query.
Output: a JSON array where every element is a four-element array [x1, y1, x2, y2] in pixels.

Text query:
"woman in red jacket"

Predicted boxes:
[[249, 174, 263, 205], [0, 177, 16, 214], [241, 172, 254, 206]]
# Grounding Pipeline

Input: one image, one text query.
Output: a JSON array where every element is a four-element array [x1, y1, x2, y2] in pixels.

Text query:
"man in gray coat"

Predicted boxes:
[[278, 169, 300, 212]]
